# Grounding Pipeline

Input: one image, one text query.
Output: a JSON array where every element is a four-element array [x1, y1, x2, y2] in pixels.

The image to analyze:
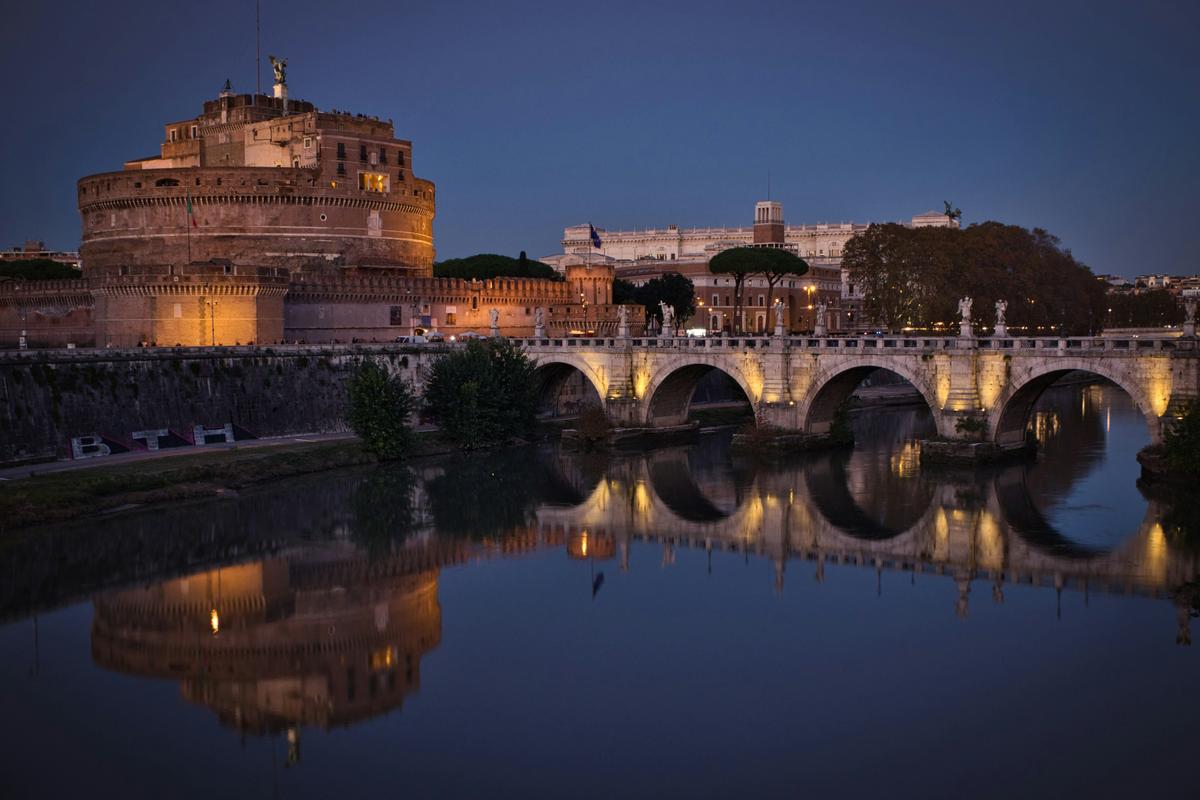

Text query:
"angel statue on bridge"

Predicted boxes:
[[995, 299, 1007, 327], [958, 296, 973, 321]]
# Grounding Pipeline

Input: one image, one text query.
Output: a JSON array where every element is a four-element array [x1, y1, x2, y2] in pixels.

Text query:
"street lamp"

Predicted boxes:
[[205, 296, 220, 346]]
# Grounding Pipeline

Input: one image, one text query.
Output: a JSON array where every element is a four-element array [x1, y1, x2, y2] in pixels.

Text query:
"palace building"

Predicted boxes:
[[1, 67, 622, 348], [545, 203, 957, 333]]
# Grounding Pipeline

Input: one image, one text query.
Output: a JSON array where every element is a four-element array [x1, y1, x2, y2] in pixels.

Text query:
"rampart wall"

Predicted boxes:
[[0, 345, 438, 464]]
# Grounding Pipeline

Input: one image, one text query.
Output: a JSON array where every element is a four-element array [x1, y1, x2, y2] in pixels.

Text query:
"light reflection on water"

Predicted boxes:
[[0, 381, 1198, 799]]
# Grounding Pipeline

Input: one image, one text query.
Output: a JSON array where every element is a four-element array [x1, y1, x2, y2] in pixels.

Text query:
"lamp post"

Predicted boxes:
[[205, 294, 220, 346]]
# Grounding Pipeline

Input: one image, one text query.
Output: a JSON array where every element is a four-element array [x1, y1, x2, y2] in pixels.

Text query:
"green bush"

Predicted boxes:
[[347, 360, 416, 460], [424, 338, 537, 448], [1164, 402, 1200, 476]]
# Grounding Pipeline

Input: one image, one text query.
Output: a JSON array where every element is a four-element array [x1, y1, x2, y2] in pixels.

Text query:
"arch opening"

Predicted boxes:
[[532, 362, 604, 419], [993, 369, 1154, 447], [806, 366, 938, 442], [645, 364, 754, 428]]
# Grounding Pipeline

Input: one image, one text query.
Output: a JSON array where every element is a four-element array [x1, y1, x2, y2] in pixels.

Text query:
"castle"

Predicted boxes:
[[0, 67, 620, 348]]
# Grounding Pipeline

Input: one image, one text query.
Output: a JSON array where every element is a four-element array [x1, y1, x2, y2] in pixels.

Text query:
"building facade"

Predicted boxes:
[[546, 202, 958, 333]]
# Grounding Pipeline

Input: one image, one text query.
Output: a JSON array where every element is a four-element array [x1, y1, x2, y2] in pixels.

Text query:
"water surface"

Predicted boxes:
[[1, 382, 1197, 798]]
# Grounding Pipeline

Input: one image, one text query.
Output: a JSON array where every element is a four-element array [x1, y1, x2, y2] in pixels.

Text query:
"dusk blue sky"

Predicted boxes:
[[1, 0, 1196, 277]]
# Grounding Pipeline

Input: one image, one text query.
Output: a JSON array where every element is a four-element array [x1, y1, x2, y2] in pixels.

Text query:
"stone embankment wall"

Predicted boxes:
[[0, 344, 439, 464]]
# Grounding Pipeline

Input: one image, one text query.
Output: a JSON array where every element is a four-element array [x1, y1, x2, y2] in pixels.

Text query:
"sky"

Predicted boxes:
[[1, 0, 1197, 277]]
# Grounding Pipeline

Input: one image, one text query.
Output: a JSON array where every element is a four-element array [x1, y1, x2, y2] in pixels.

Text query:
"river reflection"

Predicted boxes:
[[2, 382, 1199, 798]]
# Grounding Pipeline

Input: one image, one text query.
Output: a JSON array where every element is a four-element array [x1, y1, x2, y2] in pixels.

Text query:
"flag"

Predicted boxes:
[[186, 191, 197, 228], [589, 223, 602, 249]]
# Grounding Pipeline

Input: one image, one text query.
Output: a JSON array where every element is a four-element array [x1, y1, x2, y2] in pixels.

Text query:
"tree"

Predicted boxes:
[[434, 253, 563, 281], [612, 278, 639, 305], [843, 221, 1106, 335], [1105, 289, 1182, 329], [424, 338, 537, 448], [0, 259, 79, 281], [347, 360, 416, 460], [1164, 402, 1200, 477], [709, 247, 805, 334], [635, 273, 696, 329]]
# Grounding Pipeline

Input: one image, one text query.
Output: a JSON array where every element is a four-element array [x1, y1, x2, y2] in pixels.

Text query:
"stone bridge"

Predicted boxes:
[[519, 333, 1200, 446]]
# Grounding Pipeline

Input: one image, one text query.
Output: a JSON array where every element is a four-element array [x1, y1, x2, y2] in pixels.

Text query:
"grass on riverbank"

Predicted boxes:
[[0, 434, 450, 534]]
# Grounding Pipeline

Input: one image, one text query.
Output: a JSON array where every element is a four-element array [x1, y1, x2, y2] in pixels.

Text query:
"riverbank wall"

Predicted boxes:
[[0, 345, 441, 464]]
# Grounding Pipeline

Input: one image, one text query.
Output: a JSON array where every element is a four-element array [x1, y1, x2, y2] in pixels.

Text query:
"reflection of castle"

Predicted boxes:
[[1, 68, 624, 347], [91, 546, 441, 741]]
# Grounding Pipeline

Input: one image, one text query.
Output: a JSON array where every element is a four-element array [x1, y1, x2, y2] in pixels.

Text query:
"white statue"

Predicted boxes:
[[1186, 297, 1198, 325], [534, 306, 545, 327], [958, 296, 973, 321], [618, 305, 629, 326], [994, 299, 1007, 326], [815, 302, 827, 329], [773, 298, 785, 328], [489, 308, 500, 336], [659, 301, 674, 334]]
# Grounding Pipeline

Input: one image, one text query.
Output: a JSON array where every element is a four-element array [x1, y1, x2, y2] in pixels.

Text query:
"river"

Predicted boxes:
[[0, 382, 1197, 798]]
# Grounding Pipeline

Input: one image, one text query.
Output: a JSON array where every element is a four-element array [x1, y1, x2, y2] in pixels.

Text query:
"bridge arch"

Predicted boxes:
[[989, 360, 1163, 446], [531, 356, 606, 418], [641, 357, 759, 427], [801, 360, 944, 437]]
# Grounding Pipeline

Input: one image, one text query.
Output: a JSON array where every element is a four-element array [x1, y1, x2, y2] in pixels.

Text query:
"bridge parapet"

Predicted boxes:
[[518, 334, 1199, 448]]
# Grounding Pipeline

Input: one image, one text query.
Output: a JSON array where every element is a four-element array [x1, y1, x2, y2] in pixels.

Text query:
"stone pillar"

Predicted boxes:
[[813, 320, 827, 337], [993, 321, 1007, 338], [943, 350, 982, 433]]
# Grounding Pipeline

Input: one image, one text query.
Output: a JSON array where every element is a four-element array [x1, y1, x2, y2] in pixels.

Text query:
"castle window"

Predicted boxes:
[[195, 178, 201, 186], [379, 149, 388, 164], [712, 294, 719, 306], [445, 312, 457, 325], [398, 151, 405, 167], [190, 125, 198, 139], [155, 178, 179, 187], [336, 142, 346, 159], [358, 172, 389, 193], [369, 150, 378, 166], [216, 178, 222, 186], [359, 144, 368, 162], [337, 162, 345, 176], [304, 137, 312, 149], [389, 306, 404, 326], [168, 129, 177, 142]]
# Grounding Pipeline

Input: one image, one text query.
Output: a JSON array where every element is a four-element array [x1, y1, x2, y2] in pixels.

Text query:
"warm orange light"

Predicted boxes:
[[210, 608, 220, 635]]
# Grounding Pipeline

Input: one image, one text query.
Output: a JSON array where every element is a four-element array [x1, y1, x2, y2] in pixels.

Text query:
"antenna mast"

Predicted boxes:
[[256, 0, 261, 95]]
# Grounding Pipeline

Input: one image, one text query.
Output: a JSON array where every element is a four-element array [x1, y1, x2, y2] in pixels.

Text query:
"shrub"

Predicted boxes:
[[347, 360, 416, 460], [1164, 402, 1200, 477], [424, 338, 536, 448]]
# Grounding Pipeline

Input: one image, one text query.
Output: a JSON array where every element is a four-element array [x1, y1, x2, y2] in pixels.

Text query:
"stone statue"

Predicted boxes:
[[814, 302, 828, 337], [534, 306, 545, 328], [659, 301, 674, 335], [958, 296, 973, 321], [489, 308, 499, 327], [269, 55, 287, 85], [993, 299, 1009, 338], [773, 298, 785, 328], [618, 304, 629, 326], [1184, 296, 1198, 338]]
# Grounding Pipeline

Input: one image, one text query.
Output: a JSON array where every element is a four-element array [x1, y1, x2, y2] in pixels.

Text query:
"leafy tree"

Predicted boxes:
[[635, 273, 696, 328], [710, 247, 805, 333], [844, 221, 1106, 335], [347, 360, 416, 460], [1164, 402, 1200, 477], [613, 278, 639, 305], [350, 464, 418, 558], [424, 338, 537, 448], [1105, 289, 1183, 329], [0, 259, 79, 280], [433, 252, 563, 281]]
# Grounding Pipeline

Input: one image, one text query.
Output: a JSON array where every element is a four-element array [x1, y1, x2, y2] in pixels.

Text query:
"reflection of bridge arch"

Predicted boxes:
[[642, 359, 757, 427], [990, 469, 1113, 559], [803, 452, 936, 541], [801, 360, 943, 437], [991, 361, 1164, 446], [531, 356, 606, 416]]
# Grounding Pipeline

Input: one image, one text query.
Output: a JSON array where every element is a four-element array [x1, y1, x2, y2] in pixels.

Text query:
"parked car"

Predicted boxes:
[[457, 331, 486, 341], [394, 334, 429, 344], [427, 332, 446, 343]]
